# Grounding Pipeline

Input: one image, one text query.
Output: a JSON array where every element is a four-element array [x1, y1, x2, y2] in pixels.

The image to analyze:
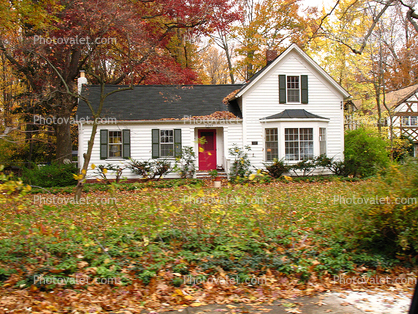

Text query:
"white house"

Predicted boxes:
[[76, 44, 350, 179], [386, 84, 418, 157], [351, 83, 418, 157]]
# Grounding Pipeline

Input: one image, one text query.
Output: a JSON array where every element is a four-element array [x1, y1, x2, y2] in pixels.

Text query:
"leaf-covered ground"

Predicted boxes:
[[0, 179, 416, 313]]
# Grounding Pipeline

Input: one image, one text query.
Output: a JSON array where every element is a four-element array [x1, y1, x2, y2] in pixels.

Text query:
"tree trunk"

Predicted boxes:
[[55, 92, 75, 163], [75, 121, 99, 201], [224, 40, 235, 84], [246, 50, 255, 80], [55, 112, 73, 163]]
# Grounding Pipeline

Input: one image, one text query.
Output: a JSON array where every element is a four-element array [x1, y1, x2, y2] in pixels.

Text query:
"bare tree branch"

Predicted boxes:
[[318, 0, 396, 55], [311, 0, 341, 40], [350, 0, 395, 54], [403, 2, 418, 33]]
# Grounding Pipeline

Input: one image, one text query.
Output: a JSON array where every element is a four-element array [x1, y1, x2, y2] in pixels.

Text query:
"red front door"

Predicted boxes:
[[198, 129, 217, 170]]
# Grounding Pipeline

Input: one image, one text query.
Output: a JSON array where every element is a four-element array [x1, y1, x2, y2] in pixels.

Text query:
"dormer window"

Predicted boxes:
[[287, 76, 300, 102], [279, 74, 308, 104]]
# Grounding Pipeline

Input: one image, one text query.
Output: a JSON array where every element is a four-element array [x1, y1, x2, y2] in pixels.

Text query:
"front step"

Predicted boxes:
[[196, 171, 228, 179]]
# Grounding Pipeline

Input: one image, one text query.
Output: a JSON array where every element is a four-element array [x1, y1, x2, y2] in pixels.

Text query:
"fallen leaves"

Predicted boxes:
[[0, 180, 416, 313]]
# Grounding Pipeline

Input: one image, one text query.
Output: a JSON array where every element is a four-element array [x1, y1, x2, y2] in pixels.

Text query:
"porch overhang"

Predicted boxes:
[[260, 109, 329, 123]]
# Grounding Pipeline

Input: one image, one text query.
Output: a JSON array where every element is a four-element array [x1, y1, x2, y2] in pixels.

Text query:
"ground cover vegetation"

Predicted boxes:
[[0, 158, 417, 312]]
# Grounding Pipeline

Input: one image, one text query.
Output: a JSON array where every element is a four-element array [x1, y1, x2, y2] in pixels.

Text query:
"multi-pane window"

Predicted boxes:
[[319, 128, 326, 156], [285, 128, 313, 161], [285, 128, 299, 160], [265, 128, 278, 161], [402, 116, 418, 126], [160, 130, 174, 157], [300, 128, 313, 160], [287, 76, 300, 103], [108, 131, 122, 158]]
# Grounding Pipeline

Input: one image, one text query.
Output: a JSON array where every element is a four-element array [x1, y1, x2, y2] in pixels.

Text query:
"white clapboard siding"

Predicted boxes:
[[241, 49, 345, 169], [79, 123, 193, 179], [79, 122, 244, 180]]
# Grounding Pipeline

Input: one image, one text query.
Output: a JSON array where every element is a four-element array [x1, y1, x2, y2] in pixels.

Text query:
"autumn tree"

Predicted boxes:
[[310, 0, 417, 158], [231, 0, 317, 81], [380, 3, 418, 90], [0, 0, 239, 163], [197, 46, 231, 84], [316, 0, 418, 55]]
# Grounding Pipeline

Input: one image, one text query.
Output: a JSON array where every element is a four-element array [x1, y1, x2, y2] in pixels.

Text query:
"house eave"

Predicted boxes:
[[77, 119, 243, 125], [260, 118, 330, 123]]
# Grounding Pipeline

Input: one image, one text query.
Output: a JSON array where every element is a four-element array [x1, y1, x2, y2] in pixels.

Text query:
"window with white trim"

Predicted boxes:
[[287, 76, 300, 103], [160, 130, 174, 157], [319, 128, 326, 156], [285, 128, 313, 161], [265, 128, 278, 161], [100, 129, 130, 160], [109, 131, 122, 158]]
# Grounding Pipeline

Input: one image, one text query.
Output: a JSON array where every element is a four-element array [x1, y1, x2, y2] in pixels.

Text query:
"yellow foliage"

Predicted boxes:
[[0, 165, 31, 205]]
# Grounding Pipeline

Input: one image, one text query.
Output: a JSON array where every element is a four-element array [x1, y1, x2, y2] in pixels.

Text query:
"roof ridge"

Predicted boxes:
[[386, 83, 418, 94], [82, 84, 244, 88]]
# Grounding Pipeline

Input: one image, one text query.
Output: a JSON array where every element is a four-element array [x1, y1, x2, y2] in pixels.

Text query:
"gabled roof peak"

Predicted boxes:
[[235, 43, 350, 99]]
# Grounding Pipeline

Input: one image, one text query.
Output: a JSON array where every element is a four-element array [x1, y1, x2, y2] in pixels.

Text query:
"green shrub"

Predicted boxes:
[[0, 165, 32, 207], [173, 146, 196, 179], [128, 159, 152, 178], [336, 159, 418, 256], [264, 158, 288, 178], [94, 164, 125, 184], [22, 162, 77, 187], [267, 155, 332, 177], [229, 145, 252, 181], [392, 135, 414, 162], [128, 159, 171, 180], [344, 128, 390, 177], [151, 160, 171, 180], [289, 159, 317, 176], [328, 160, 350, 176]]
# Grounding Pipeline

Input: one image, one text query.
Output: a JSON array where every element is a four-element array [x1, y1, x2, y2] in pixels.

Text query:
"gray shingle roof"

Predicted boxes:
[[77, 84, 243, 121], [261, 109, 329, 120]]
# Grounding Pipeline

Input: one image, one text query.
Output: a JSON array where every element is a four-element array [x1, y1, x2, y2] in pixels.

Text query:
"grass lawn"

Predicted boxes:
[[0, 177, 416, 312]]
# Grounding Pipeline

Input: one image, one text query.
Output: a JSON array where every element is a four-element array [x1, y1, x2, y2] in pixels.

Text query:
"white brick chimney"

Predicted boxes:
[[77, 70, 88, 95]]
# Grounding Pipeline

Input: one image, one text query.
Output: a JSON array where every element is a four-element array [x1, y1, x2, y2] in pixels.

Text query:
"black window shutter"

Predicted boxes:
[[100, 129, 108, 160], [100, 130, 109, 159], [174, 129, 182, 157], [152, 129, 160, 159], [122, 129, 130, 159], [279, 75, 286, 104], [301, 75, 308, 104]]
